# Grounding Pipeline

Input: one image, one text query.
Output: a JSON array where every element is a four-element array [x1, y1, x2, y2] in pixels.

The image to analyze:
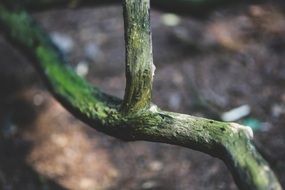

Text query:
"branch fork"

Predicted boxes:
[[0, 2, 282, 190]]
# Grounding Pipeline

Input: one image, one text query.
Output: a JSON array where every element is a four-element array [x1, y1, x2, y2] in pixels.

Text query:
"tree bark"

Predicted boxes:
[[121, 0, 154, 113], [0, 3, 282, 190]]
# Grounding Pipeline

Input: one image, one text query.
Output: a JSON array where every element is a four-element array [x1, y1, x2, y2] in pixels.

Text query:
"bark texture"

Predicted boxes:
[[0, 2, 282, 190], [122, 0, 154, 113]]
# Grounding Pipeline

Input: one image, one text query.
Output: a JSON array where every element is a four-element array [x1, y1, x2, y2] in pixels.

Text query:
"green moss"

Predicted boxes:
[[0, 5, 120, 122], [0, 7, 33, 46], [36, 46, 119, 119], [122, 0, 153, 113], [1, 4, 282, 190]]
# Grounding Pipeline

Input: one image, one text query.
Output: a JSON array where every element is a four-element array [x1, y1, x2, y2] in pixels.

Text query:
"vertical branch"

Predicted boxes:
[[122, 0, 154, 114], [1, 3, 282, 190]]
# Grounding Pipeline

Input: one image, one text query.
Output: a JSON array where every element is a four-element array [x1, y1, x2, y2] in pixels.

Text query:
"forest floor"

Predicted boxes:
[[0, 2, 285, 190]]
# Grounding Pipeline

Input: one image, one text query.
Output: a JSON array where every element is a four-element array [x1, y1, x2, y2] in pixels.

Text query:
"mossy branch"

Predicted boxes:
[[121, 0, 154, 113], [0, 4, 282, 190]]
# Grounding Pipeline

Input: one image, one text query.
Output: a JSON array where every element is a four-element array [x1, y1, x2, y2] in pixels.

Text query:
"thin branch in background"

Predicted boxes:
[[1, 0, 267, 17]]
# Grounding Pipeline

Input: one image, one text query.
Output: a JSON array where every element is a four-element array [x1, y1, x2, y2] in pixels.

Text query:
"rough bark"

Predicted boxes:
[[122, 0, 154, 113], [0, 2, 282, 190]]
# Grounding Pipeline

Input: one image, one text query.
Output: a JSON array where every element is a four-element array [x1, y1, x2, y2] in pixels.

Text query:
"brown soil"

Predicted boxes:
[[0, 2, 285, 190]]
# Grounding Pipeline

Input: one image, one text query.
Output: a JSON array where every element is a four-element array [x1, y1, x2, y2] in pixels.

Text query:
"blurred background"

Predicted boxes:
[[0, 1, 285, 190]]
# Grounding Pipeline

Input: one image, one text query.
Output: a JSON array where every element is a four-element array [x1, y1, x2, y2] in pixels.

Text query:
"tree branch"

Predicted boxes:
[[0, 4, 282, 190], [121, 0, 154, 113]]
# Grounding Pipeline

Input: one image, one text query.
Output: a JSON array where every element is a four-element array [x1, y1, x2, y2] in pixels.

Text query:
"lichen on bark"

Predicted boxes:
[[0, 2, 282, 190], [121, 0, 154, 114]]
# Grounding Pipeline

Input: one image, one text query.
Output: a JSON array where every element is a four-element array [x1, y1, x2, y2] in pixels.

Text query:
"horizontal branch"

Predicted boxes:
[[0, 5, 282, 190], [1, 0, 265, 17]]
